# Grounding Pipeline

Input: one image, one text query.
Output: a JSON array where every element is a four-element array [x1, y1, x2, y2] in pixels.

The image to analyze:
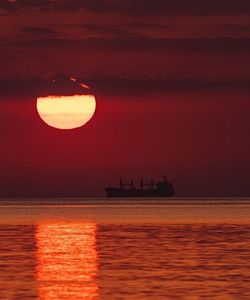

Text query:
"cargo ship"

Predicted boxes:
[[105, 177, 175, 198]]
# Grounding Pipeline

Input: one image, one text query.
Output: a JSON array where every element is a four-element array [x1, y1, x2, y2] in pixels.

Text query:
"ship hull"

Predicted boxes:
[[105, 188, 174, 198]]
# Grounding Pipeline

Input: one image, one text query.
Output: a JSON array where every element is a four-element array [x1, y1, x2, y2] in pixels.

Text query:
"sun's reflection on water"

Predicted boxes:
[[36, 222, 98, 299]]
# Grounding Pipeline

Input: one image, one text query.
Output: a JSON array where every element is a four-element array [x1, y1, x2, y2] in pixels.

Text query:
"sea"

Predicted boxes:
[[0, 198, 250, 299]]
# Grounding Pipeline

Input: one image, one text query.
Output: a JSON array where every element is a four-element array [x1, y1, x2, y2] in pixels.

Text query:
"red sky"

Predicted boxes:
[[0, 0, 250, 196]]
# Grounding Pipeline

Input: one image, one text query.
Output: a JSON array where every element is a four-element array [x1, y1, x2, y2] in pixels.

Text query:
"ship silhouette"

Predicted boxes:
[[105, 176, 175, 198]]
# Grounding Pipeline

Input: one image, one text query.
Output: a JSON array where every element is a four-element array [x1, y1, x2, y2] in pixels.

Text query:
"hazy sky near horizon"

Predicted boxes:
[[0, 0, 250, 196]]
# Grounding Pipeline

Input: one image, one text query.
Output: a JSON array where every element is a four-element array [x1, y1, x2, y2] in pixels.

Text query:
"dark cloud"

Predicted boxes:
[[79, 23, 133, 37], [0, 76, 249, 98], [1, 0, 250, 15], [22, 26, 58, 35], [129, 22, 250, 33], [221, 24, 250, 34], [7, 37, 250, 54], [128, 22, 170, 29]]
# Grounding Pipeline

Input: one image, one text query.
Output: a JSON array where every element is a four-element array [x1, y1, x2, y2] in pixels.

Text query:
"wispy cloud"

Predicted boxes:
[[1, 0, 250, 15]]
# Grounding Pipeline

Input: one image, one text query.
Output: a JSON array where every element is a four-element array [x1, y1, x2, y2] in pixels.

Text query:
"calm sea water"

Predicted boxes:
[[1, 198, 250, 299]]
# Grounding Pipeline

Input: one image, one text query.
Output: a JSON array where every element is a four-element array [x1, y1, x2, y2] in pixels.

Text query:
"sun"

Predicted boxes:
[[36, 94, 96, 130]]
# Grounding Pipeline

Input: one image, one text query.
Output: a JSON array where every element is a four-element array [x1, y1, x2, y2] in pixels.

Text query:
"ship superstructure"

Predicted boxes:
[[105, 177, 175, 198]]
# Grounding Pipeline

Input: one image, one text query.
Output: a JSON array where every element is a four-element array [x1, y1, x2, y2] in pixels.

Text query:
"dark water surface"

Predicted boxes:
[[0, 199, 250, 299]]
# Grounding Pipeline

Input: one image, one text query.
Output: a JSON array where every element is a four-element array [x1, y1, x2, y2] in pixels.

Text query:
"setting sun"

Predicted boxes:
[[37, 94, 96, 130]]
